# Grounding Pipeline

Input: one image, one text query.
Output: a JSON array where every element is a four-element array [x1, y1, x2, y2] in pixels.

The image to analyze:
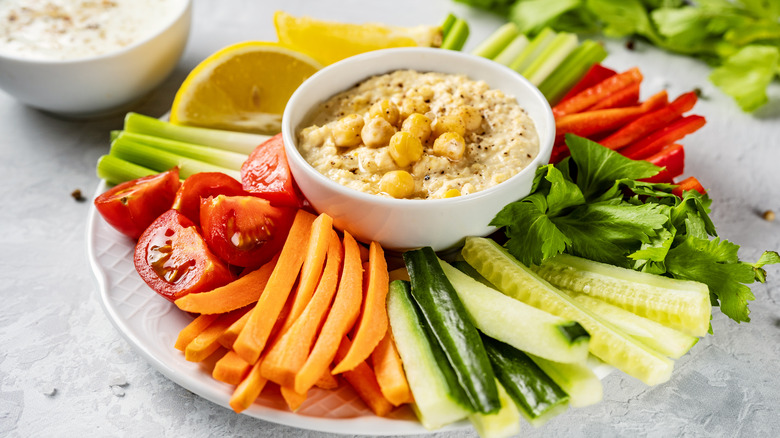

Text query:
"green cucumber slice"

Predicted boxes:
[[440, 259, 590, 364], [461, 237, 674, 386], [386, 280, 470, 429], [527, 354, 603, 408], [468, 381, 521, 438], [404, 247, 501, 414], [533, 254, 711, 337]]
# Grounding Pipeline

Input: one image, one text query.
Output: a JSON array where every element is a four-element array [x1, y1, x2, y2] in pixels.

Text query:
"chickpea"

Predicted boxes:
[[380, 170, 415, 199], [361, 117, 396, 148], [433, 131, 466, 161], [388, 131, 424, 168], [431, 114, 466, 139], [331, 114, 364, 147], [399, 96, 431, 120], [401, 113, 432, 144], [443, 188, 461, 198], [455, 105, 482, 132], [368, 99, 400, 127]]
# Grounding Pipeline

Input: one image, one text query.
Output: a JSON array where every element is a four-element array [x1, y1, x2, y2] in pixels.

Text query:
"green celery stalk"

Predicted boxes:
[[441, 13, 457, 39], [124, 112, 270, 155], [509, 27, 557, 73], [493, 34, 530, 67], [96, 155, 157, 186], [113, 131, 248, 171], [109, 139, 241, 181], [521, 32, 579, 85], [471, 22, 520, 59], [441, 18, 470, 51], [538, 40, 608, 105]]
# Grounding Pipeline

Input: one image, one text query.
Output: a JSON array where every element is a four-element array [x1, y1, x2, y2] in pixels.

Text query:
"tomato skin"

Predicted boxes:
[[200, 195, 296, 268], [94, 167, 181, 239], [240, 133, 303, 208], [134, 209, 234, 302], [172, 172, 245, 225]]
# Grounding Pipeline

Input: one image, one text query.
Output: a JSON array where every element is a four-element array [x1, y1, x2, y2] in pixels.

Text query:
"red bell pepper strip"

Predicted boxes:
[[560, 64, 617, 102], [672, 176, 706, 197], [588, 82, 641, 111], [620, 115, 706, 160], [553, 67, 643, 117], [601, 91, 699, 150], [643, 144, 685, 183], [555, 90, 668, 140]]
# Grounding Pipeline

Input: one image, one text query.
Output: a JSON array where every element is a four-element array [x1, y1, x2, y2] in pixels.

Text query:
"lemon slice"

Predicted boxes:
[[274, 11, 442, 66], [170, 41, 321, 134]]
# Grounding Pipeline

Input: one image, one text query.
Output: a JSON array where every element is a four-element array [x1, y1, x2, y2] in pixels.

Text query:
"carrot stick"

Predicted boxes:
[[332, 241, 390, 374], [174, 314, 219, 351], [335, 336, 395, 417], [185, 309, 249, 362], [213, 350, 252, 385], [233, 210, 316, 364], [371, 329, 413, 406], [229, 358, 268, 413], [278, 213, 333, 335], [359, 243, 370, 263], [553, 67, 643, 117], [588, 81, 640, 110], [315, 370, 339, 390], [294, 231, 364, 395], [219, 311, 250, 349], [280, 386, 307, 412], [260, 230, 343, 387], [174, 255, 278, 314]]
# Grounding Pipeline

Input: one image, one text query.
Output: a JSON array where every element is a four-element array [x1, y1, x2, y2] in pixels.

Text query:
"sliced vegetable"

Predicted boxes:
[[493, 34, 530, 66], [240, 133, 303, 208], [111, 131, 249, 171], [172, 172, 246, 225], [468, 381, 521, 438], [620, 115, 707, 160], [212, 350, 252, 385], [175, 314, 219, 351], [558, 63, 616, 103], [96, 154, 157, 186], [521, 31, 579, 85], [185, 310, 247, 362], [509, 27, 556, 73], [527, 353, 603, 408], [672, 176, 706, 197], [334, 336, 395, 417], [229, 359, 268, 413], [538, 42, 609, 105], [440, 16, 470, 50], [643, 144, 685, 184], [371, 328, 413, 406], [471, 22, 520, 59], [553, 67, 643, 117], [587, 81, 640, 110]]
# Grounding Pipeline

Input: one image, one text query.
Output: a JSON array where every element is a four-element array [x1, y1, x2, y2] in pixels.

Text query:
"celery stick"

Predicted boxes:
[[114, 132, 248, 171], [441, 18, 470, 51], [538, 40, 607, 105], [471, 22, 520, 60], [96, 155, 157, 186], [109, 139, 241, 180], [508, 27, 557, 74], [521, 32, 579, 86], [124, 112, 269, 155], [441, 13, 457, 39], [493, 34, 529, 67]]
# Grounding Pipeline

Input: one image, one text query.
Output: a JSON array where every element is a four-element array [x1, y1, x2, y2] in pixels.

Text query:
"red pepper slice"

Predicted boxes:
[[602, 91, 699, 150], [643, 144, 685, 183], [588, 82, 641, 111], [621, 115, 706, 160], [553, 67, 643, 118], [672, 176, 706, 197], [560, 64, 617, 103]]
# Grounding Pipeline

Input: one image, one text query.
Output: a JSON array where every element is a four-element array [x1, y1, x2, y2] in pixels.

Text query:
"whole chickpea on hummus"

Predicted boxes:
[[296, 70, 539, 199]]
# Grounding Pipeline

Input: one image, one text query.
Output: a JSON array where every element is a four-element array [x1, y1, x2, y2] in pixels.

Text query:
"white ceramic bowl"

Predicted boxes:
[[282, 48, 555, 252], [0, 0, 192, 117]]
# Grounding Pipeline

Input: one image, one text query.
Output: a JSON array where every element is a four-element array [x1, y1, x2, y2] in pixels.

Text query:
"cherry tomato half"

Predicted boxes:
[[134, 209, 234, 302], [200, 195, 296, 268], [240, 133, 303, 208], [94, 167, 180, 239], [172, 172, 246, 225]]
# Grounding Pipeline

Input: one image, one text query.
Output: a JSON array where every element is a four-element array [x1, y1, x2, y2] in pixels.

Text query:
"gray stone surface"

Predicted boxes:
[[1, 1, 779, 437]]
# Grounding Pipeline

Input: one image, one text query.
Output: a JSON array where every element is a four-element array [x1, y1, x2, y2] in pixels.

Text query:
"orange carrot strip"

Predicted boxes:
[[280, 386, 307, 412], [219, 311, 250, 349], [335, 336, 395, 417], [213, 350, 252, 385], [315, 370, 339, 390], [359, 243, 370, 263], [185, 310, 248, 362], [278, 213, 333, 335], [553, 67, 643, 117], [371, 329, 413, 406], [174, 255, 278, 314], [260, 230, 343, 387], [233, 210, 316, 364], [332, 241, 390, 374], [229, 358, 268, 413], [294, 231, 363, 395], [174, 314, 219, 351]]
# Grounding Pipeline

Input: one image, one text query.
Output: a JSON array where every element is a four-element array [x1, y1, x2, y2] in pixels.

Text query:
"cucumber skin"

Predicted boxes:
[[386, 280, 470, 429], [462, 237, 674, 386], [468, 381, 521, 438], [404, 248, 501, 414], [527, 353, 603, 408]]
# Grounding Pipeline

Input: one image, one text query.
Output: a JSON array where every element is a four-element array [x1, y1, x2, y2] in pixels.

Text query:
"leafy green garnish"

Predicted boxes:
[[492, 135, 778, 324]]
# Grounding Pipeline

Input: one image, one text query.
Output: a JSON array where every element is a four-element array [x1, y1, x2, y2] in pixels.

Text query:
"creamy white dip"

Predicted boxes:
[[298, 70, 539, 199], [0, 0, 185, 60]]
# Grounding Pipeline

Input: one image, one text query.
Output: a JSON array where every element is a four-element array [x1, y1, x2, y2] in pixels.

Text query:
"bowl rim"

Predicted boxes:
[[0, 0, 192, 64], [282, 47, 555, 208]]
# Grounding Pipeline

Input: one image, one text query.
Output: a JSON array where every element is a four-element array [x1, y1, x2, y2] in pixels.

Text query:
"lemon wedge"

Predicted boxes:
[[274, 11, 442, 66], [170, 41, 321, 134]]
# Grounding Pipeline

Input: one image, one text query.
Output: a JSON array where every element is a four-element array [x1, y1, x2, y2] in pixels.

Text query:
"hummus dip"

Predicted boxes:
[[297, 70, 539, 199]]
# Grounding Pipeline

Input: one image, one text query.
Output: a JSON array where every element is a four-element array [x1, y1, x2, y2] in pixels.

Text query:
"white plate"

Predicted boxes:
[[86, 180, 612, 434]]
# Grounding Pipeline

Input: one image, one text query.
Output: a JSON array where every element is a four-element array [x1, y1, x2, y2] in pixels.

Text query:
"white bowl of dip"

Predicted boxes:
[[0, 0, 191, 117], [282, 47, 555, 252]]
